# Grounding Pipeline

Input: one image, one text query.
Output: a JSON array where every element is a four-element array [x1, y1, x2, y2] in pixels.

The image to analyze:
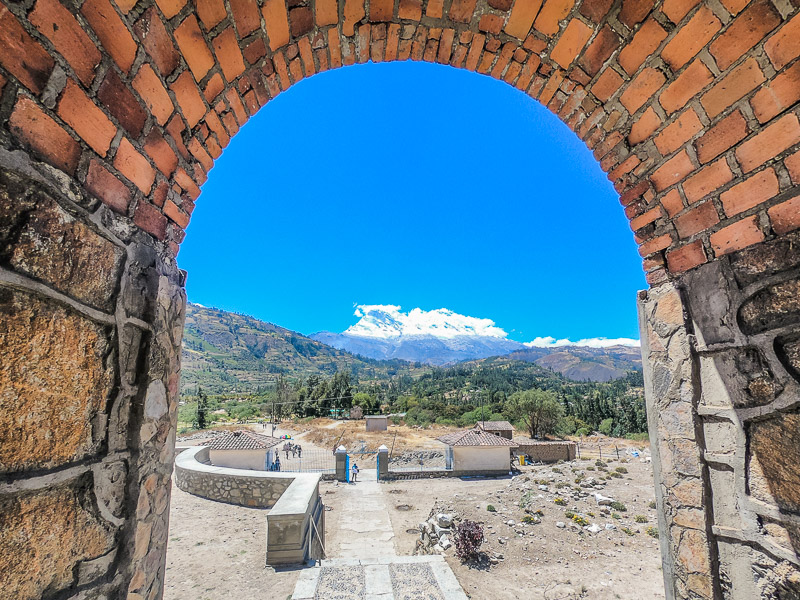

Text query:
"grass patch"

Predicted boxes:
[[487, 504, 497, 512]]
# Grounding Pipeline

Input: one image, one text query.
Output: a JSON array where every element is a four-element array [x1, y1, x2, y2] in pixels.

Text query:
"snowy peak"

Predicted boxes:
[[345, 305, 509, 340]]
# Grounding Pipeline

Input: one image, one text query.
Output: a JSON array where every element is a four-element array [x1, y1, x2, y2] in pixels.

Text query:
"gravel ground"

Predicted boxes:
[[314, 566, 365, 599], [389, 563, 445, 600]]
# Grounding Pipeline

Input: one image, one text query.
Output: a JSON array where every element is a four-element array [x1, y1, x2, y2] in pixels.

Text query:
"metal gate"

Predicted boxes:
[[347, 451, 379, 481]]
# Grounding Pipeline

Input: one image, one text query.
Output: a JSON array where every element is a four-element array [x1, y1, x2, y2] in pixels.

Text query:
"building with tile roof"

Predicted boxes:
[[437, 428, 518, 473], [474, 420, 515, 439], [201, 430, 282, 470]]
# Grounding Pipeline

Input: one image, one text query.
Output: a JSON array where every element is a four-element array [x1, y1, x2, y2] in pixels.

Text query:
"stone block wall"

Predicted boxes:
[[514, 441, 577, 462], [640, 234, 800, 600]]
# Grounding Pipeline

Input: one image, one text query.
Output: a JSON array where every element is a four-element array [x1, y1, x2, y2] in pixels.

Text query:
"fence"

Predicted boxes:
[[277, 448, 336, 474], [574, 443, 647, 461], [387, 449, 451, 473]]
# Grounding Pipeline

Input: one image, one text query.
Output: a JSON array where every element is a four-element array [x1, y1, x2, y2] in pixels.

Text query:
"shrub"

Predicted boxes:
[[555, 482, 567, 489], [646, 526, 659, 538], [572, 514, 589, 527], [586, 466, 595, 471], [615, 466, 628, 474], [519, 491, 534, 509], [554, 497, 567, 506], [551, 467, 563, 474], [575, 427, 591, 437], [486, 504, 496, 512], [610, 471, 623, 478], [625, 432, 650, 442], [635, 515, 648, 523], [648, 500, 657, 509], [612, 513, 621, 520], [621, 527, 636, 536], [599, 418, 613, 435], [453, 519, 484, 561], [522, 515, 539, 524], [564, 510, 576, 519], [595, 460, 607, 468], [610, 501, 627, 512]]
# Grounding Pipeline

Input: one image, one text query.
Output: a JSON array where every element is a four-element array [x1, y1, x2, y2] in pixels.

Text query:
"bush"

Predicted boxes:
[[635, 515, 648, 523], [615, 466, 628, 474], [599, 418, 614, 435], [610, 501, 627, 512], [575, 427, 591, 437], [572, 514, 590, 526], [595, 460, 607, 468], [486, 504, 496, 512], [554, 497, 567, 506], [621, 527, 636, 536], [646, 526, 659, 538], [610, 471, 623, 478], [648, 500, 657, 509], [612, 513, 621, 520], [625, 432, 650, 442], [564, 510, 576, 519], [453, 519, 484, 561]]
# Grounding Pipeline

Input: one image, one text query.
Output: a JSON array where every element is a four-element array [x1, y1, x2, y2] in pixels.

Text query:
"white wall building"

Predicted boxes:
[[202, 430, 282, 470]]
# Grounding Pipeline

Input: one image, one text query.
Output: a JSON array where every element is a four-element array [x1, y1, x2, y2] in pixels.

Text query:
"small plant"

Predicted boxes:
[[621, 527, 636, 536], [586, 466, 595, 471], [565, 510, 576, 519], [552, 467, 563, 474], [574, 477, 584, 484], [587, 512, 596, 517], [522, 515, 539, 524], [519, 491, 534, 509], [595, 460, 607, 468], [635, 515, 648, 523], [486, 504, 497, 512], [572, 514, 590, 526], [610, 501, 628, 512], [556, 482, 568, 489], [612, 513, 621, 520], [615, 466, 628, 474], [453, 519, 485, 561], [554, 497, 567, 506], [646, 526, 659, 538], [648, 500, 657, 509], [610, 471, 623, 478]]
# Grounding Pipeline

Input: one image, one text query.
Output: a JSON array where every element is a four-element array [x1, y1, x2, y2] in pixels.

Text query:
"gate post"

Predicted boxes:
[[378, 445, 389, 481], [335, 446, 348, 482]]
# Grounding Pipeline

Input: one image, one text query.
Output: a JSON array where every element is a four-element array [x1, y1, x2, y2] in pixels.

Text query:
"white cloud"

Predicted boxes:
[[346, 304, 509, 340], [524, 336, 640, 348]]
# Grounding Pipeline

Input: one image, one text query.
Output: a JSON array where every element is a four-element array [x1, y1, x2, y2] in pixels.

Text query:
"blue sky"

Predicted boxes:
[[179, 61, 646, 343]]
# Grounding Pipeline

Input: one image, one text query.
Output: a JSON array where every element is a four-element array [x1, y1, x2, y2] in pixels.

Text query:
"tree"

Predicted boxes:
[[506, 388, 563, 438], [599, 418, 614, 435], [196, 387, 209, 430]]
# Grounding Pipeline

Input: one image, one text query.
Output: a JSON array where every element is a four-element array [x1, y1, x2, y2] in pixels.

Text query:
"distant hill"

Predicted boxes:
[[501, 346, 642, 382], [180, 303, 423, 394]]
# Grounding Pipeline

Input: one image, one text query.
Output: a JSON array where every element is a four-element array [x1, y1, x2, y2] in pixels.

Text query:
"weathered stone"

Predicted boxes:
[[0, 289, 115, 473], [748, 411, 800, 512], [709, 465, 740, 528], [677, 529, 711, 575], [776, 335, 800, 382], [683, 260, 737, 347], [730, 231, 800, 288], [739, 277, 800, 335], [94, 460, 128, 519], [133, 521, 152, 561], [144, 380, 168, 420], [0, 168, 124, 312], [702, 417, 736, 455], [699, 348, 780, 409], [0, 479, 116, 599], [673, 508, 705, 530], [671, 478, 704, 508]]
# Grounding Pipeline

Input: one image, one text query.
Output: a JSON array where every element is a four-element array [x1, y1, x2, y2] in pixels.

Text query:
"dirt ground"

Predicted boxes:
[[166, 421, 663, 600]]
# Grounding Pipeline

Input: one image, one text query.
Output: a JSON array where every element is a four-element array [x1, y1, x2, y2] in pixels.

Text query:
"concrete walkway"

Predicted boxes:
[[290, 469, 467, 600]]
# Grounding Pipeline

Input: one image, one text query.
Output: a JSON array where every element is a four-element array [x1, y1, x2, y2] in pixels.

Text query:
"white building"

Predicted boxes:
[[201, 430, 282, 470], [437, 429, 518, 473]]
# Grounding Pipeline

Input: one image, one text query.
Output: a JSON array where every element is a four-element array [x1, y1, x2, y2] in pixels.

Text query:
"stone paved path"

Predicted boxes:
[[290, 469, 467, 600]]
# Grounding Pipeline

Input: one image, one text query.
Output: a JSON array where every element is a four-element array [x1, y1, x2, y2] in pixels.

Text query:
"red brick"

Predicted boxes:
[[720, 0, 749, 15], [226, 87, 248, 124], [290, 6, 313, 36], [174, 167, 201, 199], [618, 0, 651, 28], [683, 158, 733, 203], [534, 0, 573, 35], [488, 0, 512, 10], [720, 168, 779, 217], [229, 0, 261, 36], [143, 128, 178, 177], [315, 0, 338, 25], [213, 28, 246, 82], [82, 0, 138, 74], [709, 0, 781, 71], [580, 0, 613, 22], [85, 159, 131, 213], [710, 215, 764, 255], [151, 180, 168, 208], [750, 61, 800, 124], [736, 113, 800, 173], [675, 200, 720, 237], [768, 195, 800, 234], [196, 0, 226, 29], [661, 188, 684, 217], [449, 0, 478, 23], [9, 96, 80, 174], [263, 0, 291, 48], [578, 26, 617, 76], [700, 57, 765, 119], [97, 69, 147, 138], [666, 240, 706, 272], [787, 150, 800, 184], [651, 149, 694, 191], [630, 205, 663, 231], [628, 107, 661, 146], [203, 73, 225, 103], [30, 0, 101, 86], [164, 198, 190, 228], [114, 138, 155, 194], [620, 68, 665, 114], [764, 12, 800, 70], [369, 0, 393, 21], [662, 6, 721, 71], [132, 64, 173, 126], [505, 0, 543, 39], [695, 110, 749, 164], [57, 79, 116, 156], [550, 19, 592, 69], [476, 13, 501, 34], [174, 16, 215, 81], [592, 68, 624, 102], [134, 7, 180, 76], [618, 19, 668, 75], [114, 0, 138, 13], [659, 59, 713, 114], [134, 200, 167, 240], [426, 0, 444, 18], [638, 233, 673, 257], [170, 71, 207, 128], [654, 108, 703, 156], [188, 137, 214, 172], [243, 38, 267, 65], [397, 0, 422, 20], [661, 0, 700, 23], [155, 0, 186, 18], [0, 7, 54, 94]]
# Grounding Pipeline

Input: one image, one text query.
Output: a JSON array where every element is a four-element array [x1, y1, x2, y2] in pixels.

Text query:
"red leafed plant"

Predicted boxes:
[[453, 519, 484, 561]]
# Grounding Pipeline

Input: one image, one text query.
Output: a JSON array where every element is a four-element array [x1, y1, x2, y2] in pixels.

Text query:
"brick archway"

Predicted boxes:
[[0, 1, 799, 598]]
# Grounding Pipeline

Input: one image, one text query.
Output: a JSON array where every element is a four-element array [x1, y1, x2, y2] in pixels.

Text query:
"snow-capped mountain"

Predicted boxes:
[[311, 305, 639, 367]]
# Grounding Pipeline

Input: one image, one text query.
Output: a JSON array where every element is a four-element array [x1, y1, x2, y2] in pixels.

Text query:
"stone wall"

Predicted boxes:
[[514, 441, 577, 463], [640, 234, 800, 600], [174, 446, 291, 507]]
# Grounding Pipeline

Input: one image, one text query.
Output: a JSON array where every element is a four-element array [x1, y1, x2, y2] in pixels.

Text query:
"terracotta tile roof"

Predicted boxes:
[[437, 429, 518, 447], [513, 437, 576, 446], [200, 430, 282, 450], [475, 420, 514, 431]]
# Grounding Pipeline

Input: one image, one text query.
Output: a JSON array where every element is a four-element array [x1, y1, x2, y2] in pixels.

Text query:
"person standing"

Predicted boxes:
[[275, 456, 281, 472], [351, 462, 359, 482], [297, 445, 302, 458]]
